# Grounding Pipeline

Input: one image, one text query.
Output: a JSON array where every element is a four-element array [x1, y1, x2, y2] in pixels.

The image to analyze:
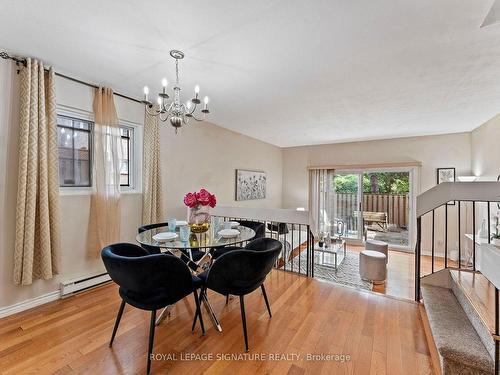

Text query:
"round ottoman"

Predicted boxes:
[[359, 250, 387, 284], [365, 239, 388, 264]]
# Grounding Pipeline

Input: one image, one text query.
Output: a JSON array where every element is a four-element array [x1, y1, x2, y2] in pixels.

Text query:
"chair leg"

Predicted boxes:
[[261, 285, 272, 318], [192, 289, 205, 335], [191, 305, 198, 333], [239, 295, 249, 352], [147, 310, 156, 375], [109, 300, 126, 347]]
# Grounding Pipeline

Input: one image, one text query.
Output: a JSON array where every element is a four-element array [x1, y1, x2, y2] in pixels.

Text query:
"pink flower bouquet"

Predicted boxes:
[[183, 188, 217, 209], [184, 188, 216, 233]]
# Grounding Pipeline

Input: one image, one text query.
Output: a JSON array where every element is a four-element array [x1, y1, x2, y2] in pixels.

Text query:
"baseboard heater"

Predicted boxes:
[[60, 272, 111, 298]]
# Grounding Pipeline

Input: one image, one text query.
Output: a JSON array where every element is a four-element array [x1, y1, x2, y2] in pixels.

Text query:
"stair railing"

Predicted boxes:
[[415, 182, 500, 373]]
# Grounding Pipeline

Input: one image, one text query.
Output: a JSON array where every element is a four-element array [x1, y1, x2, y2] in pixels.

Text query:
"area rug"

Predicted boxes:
[[291, 250, 373, 291]]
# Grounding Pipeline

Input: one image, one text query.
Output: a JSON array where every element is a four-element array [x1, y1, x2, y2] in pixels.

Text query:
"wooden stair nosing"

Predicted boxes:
[[449, 269, 497, 338]]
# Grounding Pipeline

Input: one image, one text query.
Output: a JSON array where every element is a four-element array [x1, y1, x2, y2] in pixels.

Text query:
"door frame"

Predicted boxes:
[[334, 166, 418, 252]]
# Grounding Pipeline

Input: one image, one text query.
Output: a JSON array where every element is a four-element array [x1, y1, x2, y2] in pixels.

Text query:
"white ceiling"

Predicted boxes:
[[1, 0, 500, 147]]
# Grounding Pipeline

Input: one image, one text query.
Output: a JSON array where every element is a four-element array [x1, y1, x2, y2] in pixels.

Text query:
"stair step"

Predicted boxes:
[[450, 270, 496, 337], [421, 284, 494, 374]]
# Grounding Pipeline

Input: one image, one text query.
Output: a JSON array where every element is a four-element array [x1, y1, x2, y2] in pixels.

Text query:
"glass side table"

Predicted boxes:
[[314, 239, 347, 270]]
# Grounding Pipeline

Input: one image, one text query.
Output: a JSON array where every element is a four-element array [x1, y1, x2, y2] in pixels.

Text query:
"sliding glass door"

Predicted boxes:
[[331, 168, 414, 249], [361, 171, 411, 248], [313, 167, 415, 250], [333, 172, 363, 240]]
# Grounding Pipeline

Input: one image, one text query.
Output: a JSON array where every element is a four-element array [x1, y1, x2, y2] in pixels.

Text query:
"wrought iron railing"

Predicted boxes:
[[211, 207, 314, 277]]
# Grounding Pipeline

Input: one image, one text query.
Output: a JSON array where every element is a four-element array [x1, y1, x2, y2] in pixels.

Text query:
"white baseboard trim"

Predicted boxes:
[[0, 290, 60, 319]]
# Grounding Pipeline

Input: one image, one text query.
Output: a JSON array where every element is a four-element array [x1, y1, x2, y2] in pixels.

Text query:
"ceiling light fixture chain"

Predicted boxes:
[[141, 49, 210, 133]]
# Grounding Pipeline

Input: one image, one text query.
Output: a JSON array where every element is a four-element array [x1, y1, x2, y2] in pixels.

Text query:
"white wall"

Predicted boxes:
[[0, 57, 283, 310], [471, 113, 500, 181], [282, 133, 472, 209], [281, 133, 472, 254], [160, 122, 283, 219]]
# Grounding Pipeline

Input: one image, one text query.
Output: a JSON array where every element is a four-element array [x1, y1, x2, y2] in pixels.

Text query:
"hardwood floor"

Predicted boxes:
[[347, 245, 449, 300], [0, 270, 433, 375]]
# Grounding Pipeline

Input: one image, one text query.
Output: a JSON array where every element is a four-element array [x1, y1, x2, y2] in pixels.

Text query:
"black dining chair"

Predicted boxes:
[[196, 238, 282, 352], [211, 220, 266, 260], [101, 243, 205, 375], [267, 222, 289, 235], [239, 220, 266, 239], [138, 223, 205, 262]]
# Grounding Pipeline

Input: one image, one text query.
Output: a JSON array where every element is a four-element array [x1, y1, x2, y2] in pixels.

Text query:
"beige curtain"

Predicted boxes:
[[88, 87, 122, 256], [13, 58, 61, 285], [308, 169, 335, 235], [142, 105, 164, 224]]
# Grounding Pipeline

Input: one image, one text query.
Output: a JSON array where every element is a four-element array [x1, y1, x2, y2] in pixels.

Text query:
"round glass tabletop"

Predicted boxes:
[[136, 224, 256, 250]]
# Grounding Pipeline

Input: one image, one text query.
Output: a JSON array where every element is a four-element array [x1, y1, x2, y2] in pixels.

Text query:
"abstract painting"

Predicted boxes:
[[235, 169, 266, 201]]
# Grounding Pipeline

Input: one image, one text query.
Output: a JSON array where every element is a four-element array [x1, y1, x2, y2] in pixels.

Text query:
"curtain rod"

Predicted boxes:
[[307, 161, 422, 170], [0, 51, 142, 104]]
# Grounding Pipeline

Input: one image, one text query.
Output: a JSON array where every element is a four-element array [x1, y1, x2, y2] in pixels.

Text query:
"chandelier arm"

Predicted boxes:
[[166, 102, 174, 113], [190, 113, 205, 122], [188, 103, 197, 115], [159, 111, 171, 123]]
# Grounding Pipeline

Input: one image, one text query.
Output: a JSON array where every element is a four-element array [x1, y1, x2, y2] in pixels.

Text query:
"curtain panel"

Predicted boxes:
[[88, 87, 122, 256], [142, 105, 164, 224], [13, 58, 61, 285], [308, 169, 335, 236]]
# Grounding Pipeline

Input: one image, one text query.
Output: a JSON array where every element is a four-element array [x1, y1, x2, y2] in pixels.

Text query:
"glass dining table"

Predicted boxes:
[[136, 223, 256, 332]]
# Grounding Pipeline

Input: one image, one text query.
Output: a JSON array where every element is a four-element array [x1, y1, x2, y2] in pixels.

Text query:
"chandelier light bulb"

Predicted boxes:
[[194, 85, 200, 94], [143, 86, 149, 95], [186, 101, 192, 109], [204, 96, 209, 104], [162, 78, 168, 87], [157, 96, 162, 106]]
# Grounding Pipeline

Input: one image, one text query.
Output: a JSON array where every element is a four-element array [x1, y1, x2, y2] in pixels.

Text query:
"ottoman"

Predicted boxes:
[[359, 250, 387, 284], [365, 239, 388, 264]]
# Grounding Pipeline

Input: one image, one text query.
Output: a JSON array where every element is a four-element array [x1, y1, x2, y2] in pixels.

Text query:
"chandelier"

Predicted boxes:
[[141, 50, 210, 132]]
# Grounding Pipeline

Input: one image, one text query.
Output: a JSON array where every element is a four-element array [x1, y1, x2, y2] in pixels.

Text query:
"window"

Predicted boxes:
[[120, 126, 133, 187], [57, 115, 92, 187]]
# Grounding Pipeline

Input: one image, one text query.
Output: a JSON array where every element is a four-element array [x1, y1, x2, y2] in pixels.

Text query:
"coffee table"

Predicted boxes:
[[314, 239, 347, 270]]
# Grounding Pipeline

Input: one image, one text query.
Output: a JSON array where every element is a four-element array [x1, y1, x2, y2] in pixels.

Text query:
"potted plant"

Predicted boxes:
[[184, 188, 217, 234], [318, 232, 324, 248]]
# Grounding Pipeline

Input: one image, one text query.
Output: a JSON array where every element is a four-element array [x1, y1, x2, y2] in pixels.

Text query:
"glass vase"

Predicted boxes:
[[187, 205, 211, 234]]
